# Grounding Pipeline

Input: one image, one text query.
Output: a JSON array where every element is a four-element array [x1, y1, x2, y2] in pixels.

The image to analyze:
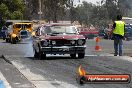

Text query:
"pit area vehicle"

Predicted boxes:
[[103, 23, 132, 40], [79, 31, 98, 39], [5, 22, 33, 44], [77, 27, 98, 39], [124, 24, 132, 41], [32, 23, 86, 60]]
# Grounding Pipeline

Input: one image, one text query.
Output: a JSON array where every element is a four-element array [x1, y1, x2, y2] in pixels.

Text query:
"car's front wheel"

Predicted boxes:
[[70, 54, 76, 58], [39, 51, 46, 60], [11, 38, 16, 44], [6, 38, 9, 42], [78, 53, 85, 59]]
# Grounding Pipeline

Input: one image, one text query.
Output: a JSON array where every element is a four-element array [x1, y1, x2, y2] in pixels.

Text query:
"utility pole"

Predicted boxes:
[[38, 0, 42, 20]]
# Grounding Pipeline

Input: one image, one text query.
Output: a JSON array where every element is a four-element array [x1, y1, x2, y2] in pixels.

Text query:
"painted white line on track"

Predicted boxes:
[[85, 55, 98, 56], [117, 56, 132, 62], [85, 53, 114, 57], [11, 60, 79, 88], [11, 61, 56, 88], [4, 56, 79, 88]]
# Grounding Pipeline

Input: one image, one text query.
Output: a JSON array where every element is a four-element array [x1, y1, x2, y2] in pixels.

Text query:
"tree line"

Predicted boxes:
[[0, 0, 132, 28]]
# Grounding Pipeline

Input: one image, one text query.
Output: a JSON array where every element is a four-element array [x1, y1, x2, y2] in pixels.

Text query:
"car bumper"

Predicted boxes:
[[40, 46, 86, 54]]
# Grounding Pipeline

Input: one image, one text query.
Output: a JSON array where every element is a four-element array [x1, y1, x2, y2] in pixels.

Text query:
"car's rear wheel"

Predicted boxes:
[[70, 54, 76, 58], [78, 53, 85, 59]]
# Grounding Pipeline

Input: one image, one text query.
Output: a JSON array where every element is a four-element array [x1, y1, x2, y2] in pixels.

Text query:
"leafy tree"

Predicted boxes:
[[0, 0, 24, 26], [26, 0, 68, 22], [73, 1, 109, 27], [75, 2, 93, 26], [0, 3, 9, 20], [42, 0, 68, 22], [11, 11, 23, 19], [102, 0, 131, 21], [91, 4, 109, 27]]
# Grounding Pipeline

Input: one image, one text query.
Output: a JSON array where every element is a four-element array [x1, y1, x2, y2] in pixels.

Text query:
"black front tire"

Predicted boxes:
[[11, 38, 16, 44], [78, 53, 85, 59], [6, 38, 9, 42], [70, 54, 76, 58], [39, 51, 46, 60]]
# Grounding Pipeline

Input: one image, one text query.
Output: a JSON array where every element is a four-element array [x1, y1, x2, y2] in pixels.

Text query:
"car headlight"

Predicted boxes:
[[70, 40, 76, 45], [11, 34, 17, 38], [78, 39, 85, 45], [52, 41, 56, 45], [41, 40, 49, 46]]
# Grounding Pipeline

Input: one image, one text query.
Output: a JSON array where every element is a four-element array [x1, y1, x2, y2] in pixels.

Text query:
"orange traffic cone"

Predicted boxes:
[[95, 36, 101, 51]]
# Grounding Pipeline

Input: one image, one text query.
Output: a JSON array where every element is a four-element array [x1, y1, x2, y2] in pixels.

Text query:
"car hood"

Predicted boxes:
[[40, 34, 85, 40]]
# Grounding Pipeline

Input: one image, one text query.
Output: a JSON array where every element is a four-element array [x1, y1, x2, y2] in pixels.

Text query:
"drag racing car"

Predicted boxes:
[[5, 21, 33, 44], [32, 23, 86, 60]]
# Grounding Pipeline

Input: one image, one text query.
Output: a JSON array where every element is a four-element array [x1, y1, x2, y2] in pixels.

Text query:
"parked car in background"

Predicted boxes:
[[77, 27, 98, 39], [98, 29, 106, 39], [98, 24, 113, 40], [98, 29, 113, 39], [98, 24, 132, 40], [79, 31, 98, 39], [32, 23, 86, 60], [124, 24, 132, 41], [1, 25, 8, 40]]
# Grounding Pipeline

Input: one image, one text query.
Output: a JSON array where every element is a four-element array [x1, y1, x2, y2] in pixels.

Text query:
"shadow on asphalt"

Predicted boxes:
[[1, 42, 8, 43], [1, 42, 30, 44], [26, 56, 83, 60], [17, 42, 30, 44]]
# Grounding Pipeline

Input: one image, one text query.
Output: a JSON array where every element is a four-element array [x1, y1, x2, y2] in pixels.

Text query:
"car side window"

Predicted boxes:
[[44, 26, 52, 34]]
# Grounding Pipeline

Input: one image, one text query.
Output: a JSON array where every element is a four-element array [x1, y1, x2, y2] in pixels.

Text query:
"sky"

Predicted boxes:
[[74, 0, 102, 5]]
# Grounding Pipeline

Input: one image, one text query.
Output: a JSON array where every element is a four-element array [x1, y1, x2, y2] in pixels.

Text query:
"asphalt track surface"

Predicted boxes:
[[0, 39, 132, 88]]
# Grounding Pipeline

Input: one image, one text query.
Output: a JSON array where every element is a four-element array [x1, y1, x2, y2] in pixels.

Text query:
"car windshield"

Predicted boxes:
[[41, 26, 77, 34], [15, 24, 31, 28]]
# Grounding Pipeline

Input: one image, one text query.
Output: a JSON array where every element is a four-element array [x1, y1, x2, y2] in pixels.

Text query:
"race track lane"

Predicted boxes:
[[4, 55, 132, 88]]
